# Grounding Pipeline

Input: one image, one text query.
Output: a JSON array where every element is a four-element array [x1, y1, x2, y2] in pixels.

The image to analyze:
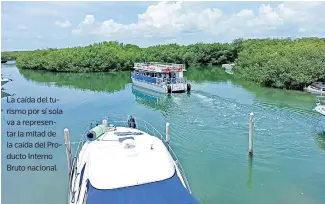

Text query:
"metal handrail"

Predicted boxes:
[[69, 114, 192, 193]]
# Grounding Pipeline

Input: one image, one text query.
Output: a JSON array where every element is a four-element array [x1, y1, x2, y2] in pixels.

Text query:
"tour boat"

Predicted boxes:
[[314, 96, 325, 116], [304, 82, 325, 94], [65, 115, 200, 204], [131, 62, 191, 93], [1, 74, 13, 86]]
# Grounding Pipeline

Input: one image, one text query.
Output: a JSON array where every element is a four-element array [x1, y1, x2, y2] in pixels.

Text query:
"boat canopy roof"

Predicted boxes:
[[134, 62, 186, 73], [86, 171, 201, 204]]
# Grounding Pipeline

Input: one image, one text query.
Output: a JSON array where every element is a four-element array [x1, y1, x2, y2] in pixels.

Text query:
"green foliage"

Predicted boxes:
[[1, 51, 30, 61], [233, 38, 325, 90], [11, 40, 242, 73], [3, 37, 325, 90]]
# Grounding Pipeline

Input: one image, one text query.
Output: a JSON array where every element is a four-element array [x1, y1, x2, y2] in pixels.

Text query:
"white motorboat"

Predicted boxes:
[[132, 62, 191, 93], [314, 96, 325, 116], [65, 115, 200, 204], [1, 74, 13, 86], [304, 82, 325, 94], [222, 63, 234, 75]]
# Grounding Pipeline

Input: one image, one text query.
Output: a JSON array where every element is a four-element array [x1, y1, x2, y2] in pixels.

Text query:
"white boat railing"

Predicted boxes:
[[68, 114, 192, 194], [134, 62, 186, 72], [132, 71, 187, 85]]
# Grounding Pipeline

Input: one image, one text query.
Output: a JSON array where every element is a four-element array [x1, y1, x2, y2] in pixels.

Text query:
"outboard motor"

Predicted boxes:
[[187, 83, 191, 92], [167, 85, 172, 94], [128, 116, 136, 128]]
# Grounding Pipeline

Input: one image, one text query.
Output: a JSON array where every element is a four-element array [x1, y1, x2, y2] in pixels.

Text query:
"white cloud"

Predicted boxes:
[[17, 24, 27, 30], [54, 20, 72, 28], [4, 38, 14, 42], [71, 1, 325, 42]]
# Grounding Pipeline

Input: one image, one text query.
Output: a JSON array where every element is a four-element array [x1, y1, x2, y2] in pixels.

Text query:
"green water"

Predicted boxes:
[[2, 63, 325, 204]]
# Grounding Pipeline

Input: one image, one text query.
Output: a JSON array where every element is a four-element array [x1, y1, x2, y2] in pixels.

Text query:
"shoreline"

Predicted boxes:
[[2, 37, 325, 91]]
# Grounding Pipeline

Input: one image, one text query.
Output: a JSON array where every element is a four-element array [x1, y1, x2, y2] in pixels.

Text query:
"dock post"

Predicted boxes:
[[64, 128, 72, 173], [165, 122, 170, 149], [249, 112, 254, 156]]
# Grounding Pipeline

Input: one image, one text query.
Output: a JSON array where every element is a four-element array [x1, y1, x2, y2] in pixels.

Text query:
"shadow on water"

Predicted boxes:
[[18, 68, 131, 93]]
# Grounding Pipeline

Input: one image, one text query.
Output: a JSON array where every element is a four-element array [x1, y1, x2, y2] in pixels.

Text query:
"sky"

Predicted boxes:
[[1, 1, 325, 51]]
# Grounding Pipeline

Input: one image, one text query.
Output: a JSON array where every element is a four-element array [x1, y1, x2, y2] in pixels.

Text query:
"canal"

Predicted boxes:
[[2, 62, 325, 204]]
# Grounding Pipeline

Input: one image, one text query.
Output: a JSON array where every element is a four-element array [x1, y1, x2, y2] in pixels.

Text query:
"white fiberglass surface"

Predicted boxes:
[[87, 127, 175, 189]]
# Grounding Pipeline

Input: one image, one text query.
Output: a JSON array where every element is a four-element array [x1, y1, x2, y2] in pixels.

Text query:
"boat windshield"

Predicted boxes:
[[86, 172, 200, 204]]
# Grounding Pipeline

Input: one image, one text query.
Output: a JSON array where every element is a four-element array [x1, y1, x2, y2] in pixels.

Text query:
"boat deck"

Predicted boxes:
[[82, 127, 176, 190]]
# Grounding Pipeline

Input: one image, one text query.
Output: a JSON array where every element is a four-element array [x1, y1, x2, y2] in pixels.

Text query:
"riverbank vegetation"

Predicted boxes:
[[234, 38, 325, 90], [14, 41, 241, 72], [1, 51, 29, 61], [4, 37, 325, 90]]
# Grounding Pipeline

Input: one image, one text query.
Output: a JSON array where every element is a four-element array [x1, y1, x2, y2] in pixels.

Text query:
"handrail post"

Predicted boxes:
[[165, 122, 170, 149], [64, 128, 72, 173]]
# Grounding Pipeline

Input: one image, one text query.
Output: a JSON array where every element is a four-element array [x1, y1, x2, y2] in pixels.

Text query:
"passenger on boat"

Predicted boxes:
[[127, 116, 136, 128]]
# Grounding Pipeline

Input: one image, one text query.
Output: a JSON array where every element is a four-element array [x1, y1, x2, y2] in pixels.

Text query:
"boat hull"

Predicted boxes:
[[132, 78, 187, 93], [304, 86, 325, 94], [132, 78, 167, 93], [315, 105, 325, 116], [67, 123, 198, 204], [1, 79, 9, 86]]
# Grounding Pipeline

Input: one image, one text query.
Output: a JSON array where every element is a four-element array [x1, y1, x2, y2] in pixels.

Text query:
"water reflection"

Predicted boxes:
[[315, 131, 325, 151], [18, 66, 316, 111], [247, 156, 253, 189], [131, 85, 170, 112], [18, 68, 131, 93], [186, 67, 315, 111], [185, 66, 230, 83], [315, 118, 325, 150]]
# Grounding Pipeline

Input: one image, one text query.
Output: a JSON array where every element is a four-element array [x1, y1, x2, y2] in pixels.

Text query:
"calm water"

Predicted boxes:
[[2, 62, 325, 204]]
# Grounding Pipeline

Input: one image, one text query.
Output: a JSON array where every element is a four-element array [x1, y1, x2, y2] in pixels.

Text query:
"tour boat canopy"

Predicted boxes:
[[133, 62, 186, 73]]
